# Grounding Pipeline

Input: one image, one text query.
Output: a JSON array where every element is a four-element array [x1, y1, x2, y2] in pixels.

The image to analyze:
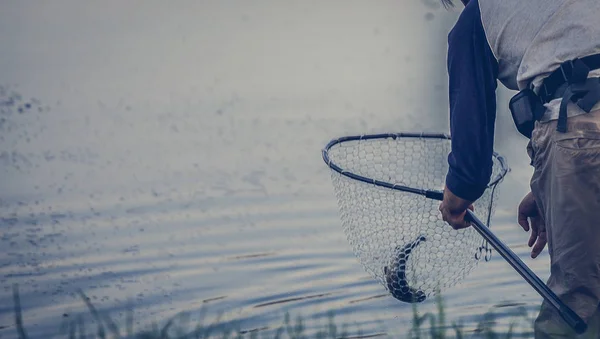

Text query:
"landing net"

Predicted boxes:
[[322, 133, 509, 303]]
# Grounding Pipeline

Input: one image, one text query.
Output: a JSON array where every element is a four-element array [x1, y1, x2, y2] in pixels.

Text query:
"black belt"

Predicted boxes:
[[537, 54, 600, 133]]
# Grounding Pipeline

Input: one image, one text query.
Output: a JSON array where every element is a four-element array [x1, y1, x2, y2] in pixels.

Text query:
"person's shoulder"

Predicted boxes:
[[477, 0, 512, 16], [477, 0, 547, 29], [476, 0, 519, 30], [458, 0, 481, 23], [448, 0, 482, 41]]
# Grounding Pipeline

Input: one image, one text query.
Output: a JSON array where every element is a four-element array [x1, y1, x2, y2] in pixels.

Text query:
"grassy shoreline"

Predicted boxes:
[[10, 284, 537, 339]]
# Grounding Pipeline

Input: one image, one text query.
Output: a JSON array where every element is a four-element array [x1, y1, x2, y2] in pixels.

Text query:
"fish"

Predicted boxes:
[[383, 235, 427, 303]]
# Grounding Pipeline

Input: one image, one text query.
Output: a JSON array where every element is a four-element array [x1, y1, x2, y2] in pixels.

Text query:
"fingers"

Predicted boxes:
[[528, 221, 538, 247], [529, 216, 547, 258], [439, 205, 471, 230], [518, 212, 530, 232], [439, 187, 474, 230], [531, 229, 547, 258], [518, 192, 537, 232], [449, 213, 471, 230], [528, 215, 545, 247]]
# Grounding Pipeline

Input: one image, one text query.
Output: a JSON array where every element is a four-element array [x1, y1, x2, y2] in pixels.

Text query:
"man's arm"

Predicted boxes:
[[440, 0, 499, 229]]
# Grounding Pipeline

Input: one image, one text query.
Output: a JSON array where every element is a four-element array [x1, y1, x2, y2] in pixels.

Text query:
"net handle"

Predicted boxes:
[[427, 192, 586, 334], [321, 133, 509, 195]]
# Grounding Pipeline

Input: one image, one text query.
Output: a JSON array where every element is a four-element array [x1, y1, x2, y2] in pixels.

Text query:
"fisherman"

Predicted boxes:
[[436, 0, 600, 337]]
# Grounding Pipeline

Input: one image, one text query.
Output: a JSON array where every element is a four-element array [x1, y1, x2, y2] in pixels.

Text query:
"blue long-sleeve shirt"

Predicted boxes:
[[445, 0, 499, 202]]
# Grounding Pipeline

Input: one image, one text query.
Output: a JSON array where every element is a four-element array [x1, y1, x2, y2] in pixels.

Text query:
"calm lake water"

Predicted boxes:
[[1, 1, 550, 338]]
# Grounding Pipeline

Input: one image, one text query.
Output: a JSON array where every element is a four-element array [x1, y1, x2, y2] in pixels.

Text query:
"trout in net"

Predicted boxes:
[[384, 235, 427, 303]]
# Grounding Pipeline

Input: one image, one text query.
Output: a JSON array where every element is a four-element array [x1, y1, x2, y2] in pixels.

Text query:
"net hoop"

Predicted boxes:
[[322, 132, 509, 195], [321, 132, 510, 300]]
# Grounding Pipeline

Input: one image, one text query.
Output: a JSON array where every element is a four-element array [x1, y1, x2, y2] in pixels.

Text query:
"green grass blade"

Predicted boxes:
[[12, 284, 29, 339]]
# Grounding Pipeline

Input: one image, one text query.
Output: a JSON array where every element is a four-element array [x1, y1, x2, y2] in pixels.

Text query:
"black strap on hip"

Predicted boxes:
[[538, 54, 600, 133], [539, 54, 600, 103]]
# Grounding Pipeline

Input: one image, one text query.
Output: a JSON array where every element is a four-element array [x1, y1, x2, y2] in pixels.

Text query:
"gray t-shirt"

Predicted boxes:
[[479, 0, 600, 120]]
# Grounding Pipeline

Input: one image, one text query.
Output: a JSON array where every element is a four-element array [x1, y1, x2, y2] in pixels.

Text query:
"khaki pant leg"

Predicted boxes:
[[528, 109, 600, 338], [534, 304, 600, 338]]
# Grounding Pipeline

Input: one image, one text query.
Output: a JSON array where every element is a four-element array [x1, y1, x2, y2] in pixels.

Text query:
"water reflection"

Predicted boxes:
[[1, 1, 543, 338]]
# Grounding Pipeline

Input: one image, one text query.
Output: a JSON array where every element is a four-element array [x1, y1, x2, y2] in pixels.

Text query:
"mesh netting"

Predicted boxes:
[[323, 134, 507, 303]]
